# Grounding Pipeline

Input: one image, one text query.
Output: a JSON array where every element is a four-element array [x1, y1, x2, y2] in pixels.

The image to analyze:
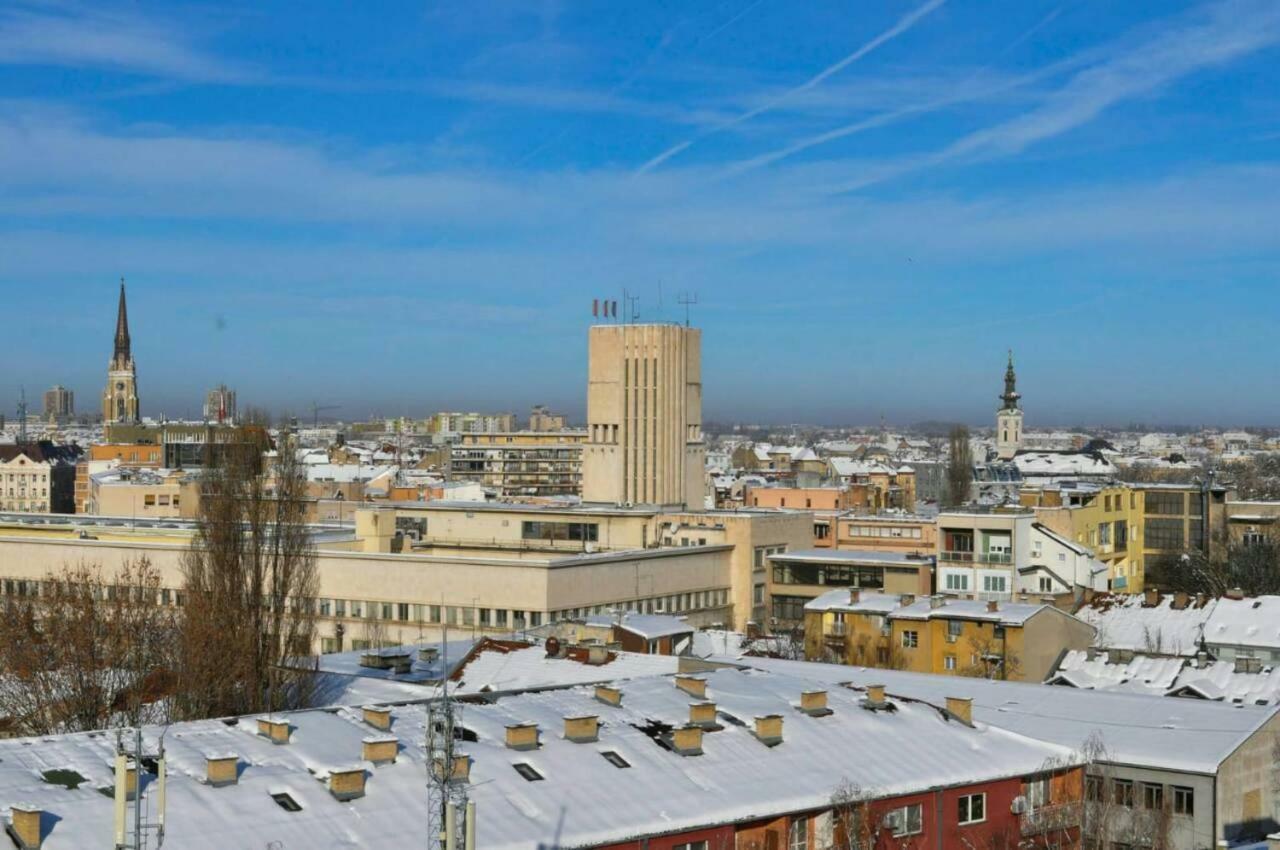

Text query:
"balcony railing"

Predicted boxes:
[[824, 623, 847, 639], [939, 551, 1012, 565], [1020, 803, 1081, 836]]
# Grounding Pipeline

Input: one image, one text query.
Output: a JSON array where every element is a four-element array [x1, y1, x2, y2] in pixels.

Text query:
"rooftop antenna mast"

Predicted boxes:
[[113, 726, 166, 850], [677, 292, 698, 327], [427, 609, 473, 850]]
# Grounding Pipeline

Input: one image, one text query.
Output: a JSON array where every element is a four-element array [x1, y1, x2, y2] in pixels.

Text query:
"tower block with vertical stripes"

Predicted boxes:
[[582, 323, 705, 508]]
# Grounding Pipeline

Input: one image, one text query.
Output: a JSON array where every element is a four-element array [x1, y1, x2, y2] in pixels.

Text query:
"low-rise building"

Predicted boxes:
[[766, 549, 933, 629], [834, 511, 938, 554], [803, 590, 1094, 681], [85, 467, 192, 517], [0, 442, 80, 514]]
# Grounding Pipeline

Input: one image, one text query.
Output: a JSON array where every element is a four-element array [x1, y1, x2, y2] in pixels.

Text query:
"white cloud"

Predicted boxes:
[[0, 3, 252, 81]]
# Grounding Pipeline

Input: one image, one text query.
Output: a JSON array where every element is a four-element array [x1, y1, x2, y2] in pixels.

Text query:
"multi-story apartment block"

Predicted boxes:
[[766, 549, 933, 629], [803, 590, 1094, 681], [527, 404, 567, 431], [449, 430, 586, 497], [835, 512, 938, 554], [42, 384, 74, 421], [936, 509, 1107, 601], [0, 442, 80, 514], [428, 411, 517, 434], [203, 383, 237, 423]]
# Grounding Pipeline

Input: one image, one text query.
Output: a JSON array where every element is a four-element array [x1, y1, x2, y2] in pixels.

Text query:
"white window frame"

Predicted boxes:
[[958, 793, 986, 825], [889, 803, 923, 837]]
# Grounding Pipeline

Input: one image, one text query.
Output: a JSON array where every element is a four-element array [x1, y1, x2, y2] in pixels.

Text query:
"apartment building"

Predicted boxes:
[[803, 590, 1094, 681], [85, 467, 191, 517], [449, 430, 586, 496], [936, 509, 1107, 601], [0, 442, 80, 514], [835, 512, 938, 554], [766, 549, 933, 629]]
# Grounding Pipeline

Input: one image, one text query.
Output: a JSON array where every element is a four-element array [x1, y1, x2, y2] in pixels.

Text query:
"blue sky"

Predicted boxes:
[[2, 0, 1278, 427]]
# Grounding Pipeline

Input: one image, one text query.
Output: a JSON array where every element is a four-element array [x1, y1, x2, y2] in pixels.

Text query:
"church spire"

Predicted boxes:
[[1000, 349, 1020, 410], [113, 277, 131, 365]]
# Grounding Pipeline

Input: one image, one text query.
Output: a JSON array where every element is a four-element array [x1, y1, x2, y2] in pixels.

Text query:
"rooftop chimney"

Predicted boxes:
[[899, 593, 916, 607], [563, 715, 599, 744], [689, 701, 718, 729], [800, 690, 832, 717], [675, 675, 707, 699], [362, 705, 392, 731], [929, 595, 946, 609], [1225, 587, 1245, 600], [753, 715, 784, 746], [848, 589, 861, 604], [586, 645, 609, 666], [1144, 587, 1161, 607], [9, 804, 42, 849], [362, 735, 398, 766], [433, 754, 471, 784], [1172, 591, 1190, 610], [205, 754, 239, 788], [987, 600, 999, 613], [328, 766, 366, 801], [671, 725, 704, 756], [595, 684, 622, 707], [505, 723, 540, 751], [945, 696, 973, 726], [257, 717, 291, 745], [865, 684, 886, 706]]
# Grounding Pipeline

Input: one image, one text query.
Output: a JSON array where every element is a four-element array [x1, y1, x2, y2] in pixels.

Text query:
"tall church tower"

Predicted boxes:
[[995, 350, 1022, 461], [102, 279, 140, 426]]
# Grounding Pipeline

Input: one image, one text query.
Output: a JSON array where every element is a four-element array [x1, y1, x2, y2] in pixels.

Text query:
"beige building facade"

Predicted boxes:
[[582, 323, 704, 508]]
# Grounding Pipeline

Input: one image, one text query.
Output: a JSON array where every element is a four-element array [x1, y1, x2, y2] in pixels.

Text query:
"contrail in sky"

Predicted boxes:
[[636, 0, 947, 174]]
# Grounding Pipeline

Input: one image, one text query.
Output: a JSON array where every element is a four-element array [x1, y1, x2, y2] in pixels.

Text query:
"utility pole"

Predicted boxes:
[[677, 292, 698, 327]]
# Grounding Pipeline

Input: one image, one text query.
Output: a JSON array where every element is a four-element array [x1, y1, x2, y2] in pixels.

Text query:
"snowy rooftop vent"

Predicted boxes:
[[328, 766, 366, 801], [256, 718, 291, 745], [675, 675, 707, 699], [8, 803, 43, 849], [505, 723, 539, 751], [205, 754, 238, 787], [594, 685, 622, 707], [945, 697, 973, 727], [689, 701, 719, 729], [362, 705, 392, 731], [563, 715, 599, 744], [800, 690, 833, 717], [362, 735, 398, 766], [752, 714, 784, 746], [671, 725, 703, 757]]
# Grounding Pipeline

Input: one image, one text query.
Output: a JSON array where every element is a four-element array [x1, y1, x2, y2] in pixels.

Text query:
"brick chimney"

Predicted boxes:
[[865, 684, 886, 706], [1144, 587, 1161, 607], [753, 714, 784, 746], [362, 705, 392, 731], [563, 715, 599, 743], [9, 805, 42, 849], [363, 735, 398, 766], [986, 600, 999, 613], [800, 690, 832, 717], [671, 725, 704, 756], [328, 766, 366, 801], [945, 696, 973, 726], [848, 589, 861, 604], [205, 754, 239, 787], [594, 684, 622, 707], [433, 754, 471, 783], [505, 723, 539, 751], [899, 593, 916, 607], [675, 675, 707, 699], [689, 701, 718, 728], [256, 717, 291, 745]]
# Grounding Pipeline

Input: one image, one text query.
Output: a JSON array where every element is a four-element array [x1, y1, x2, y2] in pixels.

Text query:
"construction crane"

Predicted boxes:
[[309, 402, 342, 428]]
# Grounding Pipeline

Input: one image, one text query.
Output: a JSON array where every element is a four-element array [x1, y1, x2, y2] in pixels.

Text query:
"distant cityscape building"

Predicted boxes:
[[42, 384, 74, 420], [0, 441, 82, 513], [450, 430, 586, 497], [582, 323, 704, 508], [429, 411, 516, 434], [102, 280, 140, 427], [995, 350, 1023, 460], [527, 404, 567, 432], [203, 383, 237, 424]]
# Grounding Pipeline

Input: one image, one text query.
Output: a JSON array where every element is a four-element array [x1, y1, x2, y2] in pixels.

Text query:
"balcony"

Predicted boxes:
[[824, 623, 847, 643], [1020, 803, 1081, 836], [939, 551, 1012, 565]]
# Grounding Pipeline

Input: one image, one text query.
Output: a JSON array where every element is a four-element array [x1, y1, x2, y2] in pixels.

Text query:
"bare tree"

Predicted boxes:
[[944, 426, 973, 508], [959, 633, 1022, 681], [175, 430, 318, 719], [0, 558, 176, 736], [1148, 541, 1280, 597]]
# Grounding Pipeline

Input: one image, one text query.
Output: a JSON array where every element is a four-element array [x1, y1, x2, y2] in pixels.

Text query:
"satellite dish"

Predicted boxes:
[[545, 636, 561, 658]]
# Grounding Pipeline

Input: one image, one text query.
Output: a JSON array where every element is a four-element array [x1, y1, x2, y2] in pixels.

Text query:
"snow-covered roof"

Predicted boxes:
[[1202, 596, 1280, 651], [0, 667, 1075, 850], [1012, 451, 1116, 477], [804, 591, 1064, 627], [828, 457, 898, 477], [724, 656, 1275, 775], [1049, 650, 1185, 693], [1077, 594, 1214, 657], [768, 549, 932, 566], [452, 643, 680, 695], [584, 613, 695, 640], [1050, 650, 1280, 707]]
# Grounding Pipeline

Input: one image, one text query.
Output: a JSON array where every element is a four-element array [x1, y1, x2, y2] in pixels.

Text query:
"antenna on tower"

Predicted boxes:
[[677, 292, 698, 327], [17, 386, 27, 444]]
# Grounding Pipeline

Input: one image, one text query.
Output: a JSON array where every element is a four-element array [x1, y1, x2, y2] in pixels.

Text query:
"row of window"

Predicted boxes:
[[845, 525, 924, 539], [1086, 776, 1194, 815], [942, 573, 1009, 594], [318, 599, 545, 629], [521, 520, 599, 542], [772, 562, 886, 588], [142, 494, 179, 507]]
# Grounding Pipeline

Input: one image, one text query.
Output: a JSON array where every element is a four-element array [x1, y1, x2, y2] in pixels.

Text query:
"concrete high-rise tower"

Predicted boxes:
[[102, 279, 140, 426], [995, 350, 1023, 461], [582, 323, 704, 507]]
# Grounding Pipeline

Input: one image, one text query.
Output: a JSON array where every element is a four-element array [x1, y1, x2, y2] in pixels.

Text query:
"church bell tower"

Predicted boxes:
[[995, 350, 1022, 461], [103, 279, 140, 427]]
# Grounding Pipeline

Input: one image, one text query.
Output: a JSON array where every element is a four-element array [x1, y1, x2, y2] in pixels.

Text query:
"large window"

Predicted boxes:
[[522, 521, 598, 542], [1113, 779, 1134, 808], [945, 573, 969, 591], [957, 793, 985, 825], [1142, 783, 1163, 810], [1114, 520, 1128, 548], [789, 817, 807, 850], [772, 561, 885, 588], [901, 630, 919, 649], [888, 804, 923, 836], [1145, 492, 1185, 515], [1144, 519, 1184, 550], [771, 596, 807, 623], [982, 575, 1007, 594]]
